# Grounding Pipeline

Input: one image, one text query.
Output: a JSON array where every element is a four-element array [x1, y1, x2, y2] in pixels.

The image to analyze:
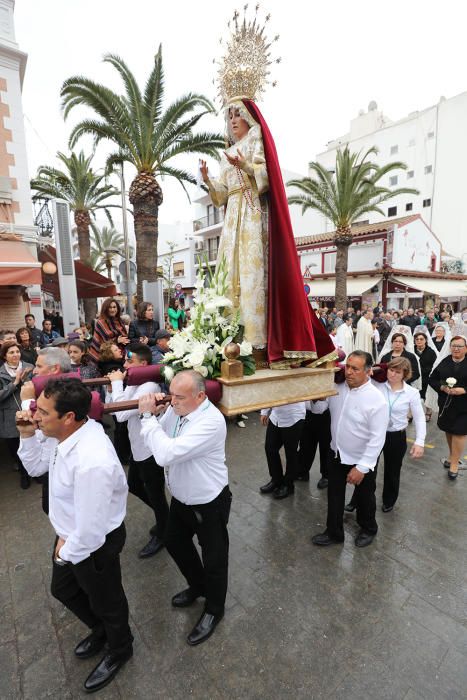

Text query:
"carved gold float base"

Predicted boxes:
[[217, 362, 337, 417]]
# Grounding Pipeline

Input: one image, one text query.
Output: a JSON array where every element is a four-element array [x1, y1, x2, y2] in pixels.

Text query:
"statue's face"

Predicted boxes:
[[229, 108, 249, 141]]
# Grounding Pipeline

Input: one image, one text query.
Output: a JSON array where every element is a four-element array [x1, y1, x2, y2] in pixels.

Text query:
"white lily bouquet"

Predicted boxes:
[[444, 377, 457, 389], [161, 256, 256, 382]]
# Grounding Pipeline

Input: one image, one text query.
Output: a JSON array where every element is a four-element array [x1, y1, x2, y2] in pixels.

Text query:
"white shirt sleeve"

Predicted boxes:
[[18, 432, 54, 477], [141, 415, 221, 467], [410, 391, 427, 446], [111, 380, 161, 422], [59, 463, 115, 564], [355, 401, 389, 474]]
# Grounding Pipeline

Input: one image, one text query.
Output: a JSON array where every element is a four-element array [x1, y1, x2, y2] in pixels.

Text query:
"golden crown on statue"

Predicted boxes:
[[214, 4, 281, 105]]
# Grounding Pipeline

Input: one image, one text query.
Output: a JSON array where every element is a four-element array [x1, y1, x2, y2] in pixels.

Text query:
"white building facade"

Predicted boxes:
[[297, 215, 467, 311], [0, 0, 43, 329], [305, 93, 467, 259]]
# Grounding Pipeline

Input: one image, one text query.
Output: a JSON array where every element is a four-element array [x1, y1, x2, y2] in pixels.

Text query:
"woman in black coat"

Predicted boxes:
[[0, 342, 34, 489], [429, 335, 467, 480], [128, 302, 160, 348], [414, 331, 437, 419], [380, 332, 420, 385]]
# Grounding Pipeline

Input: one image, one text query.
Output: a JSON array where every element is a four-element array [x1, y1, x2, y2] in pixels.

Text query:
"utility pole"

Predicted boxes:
[[119, 162, 134, 317]]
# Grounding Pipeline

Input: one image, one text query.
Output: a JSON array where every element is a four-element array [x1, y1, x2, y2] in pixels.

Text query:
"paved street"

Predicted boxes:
[[1, 414, 467, 699]]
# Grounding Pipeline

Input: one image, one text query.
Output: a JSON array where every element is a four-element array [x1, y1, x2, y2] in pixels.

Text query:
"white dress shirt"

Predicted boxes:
[[110, 379, 160, 461], [141, 397, 228, 505], [18, 419, 128, 564], [376, 381, 426, 446], [305, 399, 329, 415], [260, 401, 306, 427], [329, 379, 389, 473]]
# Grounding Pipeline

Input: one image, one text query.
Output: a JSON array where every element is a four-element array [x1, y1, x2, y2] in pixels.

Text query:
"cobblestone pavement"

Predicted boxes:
[[1, 414, 467, 699]]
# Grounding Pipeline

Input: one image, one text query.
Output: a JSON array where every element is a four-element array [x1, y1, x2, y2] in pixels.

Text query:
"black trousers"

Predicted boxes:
[[50, 523, 133, 656], [166, 486, 232, 616], [5, 436, 28, 476], [297, 410, 331, 477], [326, 452, 378, 540], [265, 419, 304, 485], [128, 455, 169, 539], [382, 430, 407, 508]]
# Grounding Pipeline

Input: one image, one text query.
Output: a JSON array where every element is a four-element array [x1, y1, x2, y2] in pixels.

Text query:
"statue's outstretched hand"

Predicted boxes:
[[199, 160, 209, 182]]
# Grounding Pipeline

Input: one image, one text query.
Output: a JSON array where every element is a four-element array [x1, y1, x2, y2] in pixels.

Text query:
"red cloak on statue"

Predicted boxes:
[[243, 100, 335, 364]]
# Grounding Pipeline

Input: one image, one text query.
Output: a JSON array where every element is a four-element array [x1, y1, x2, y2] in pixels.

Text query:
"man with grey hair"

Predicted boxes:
[[138, 370, 231, 646], [312, 351, 389, 549], [20, 347, 73, 514]]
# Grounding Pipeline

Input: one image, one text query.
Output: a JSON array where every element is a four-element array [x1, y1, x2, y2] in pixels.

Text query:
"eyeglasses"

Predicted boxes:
[[451, 345, 466, 349]]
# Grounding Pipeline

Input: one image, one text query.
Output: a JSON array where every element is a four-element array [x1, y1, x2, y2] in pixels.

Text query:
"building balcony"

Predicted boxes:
[[193, 213, 224, 238]]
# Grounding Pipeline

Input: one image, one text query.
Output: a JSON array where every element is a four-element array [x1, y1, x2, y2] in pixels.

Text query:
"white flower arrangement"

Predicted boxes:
[[445, 377, 457, 389], [161, 256, 256, 381]]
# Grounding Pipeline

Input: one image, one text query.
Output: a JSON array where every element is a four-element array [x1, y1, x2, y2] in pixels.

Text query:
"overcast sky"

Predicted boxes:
[[15, 0, 467, 230]]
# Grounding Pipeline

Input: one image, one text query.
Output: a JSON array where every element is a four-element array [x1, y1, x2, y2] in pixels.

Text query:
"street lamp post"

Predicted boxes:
[[119, 163, 134, 317]]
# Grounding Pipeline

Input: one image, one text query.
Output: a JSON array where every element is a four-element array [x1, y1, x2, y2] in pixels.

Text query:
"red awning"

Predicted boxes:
[[0, 239, 43, 286], [39, 246, 117, 299]]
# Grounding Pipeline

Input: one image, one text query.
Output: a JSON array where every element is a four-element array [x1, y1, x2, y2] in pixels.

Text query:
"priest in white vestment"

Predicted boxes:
[[354, 310, 374, 354], [335, 317, 354, 358]]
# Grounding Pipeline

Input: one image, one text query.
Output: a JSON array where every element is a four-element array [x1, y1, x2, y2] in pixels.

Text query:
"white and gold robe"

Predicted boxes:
[[336, 322, 354, 358], [354, 317, 373, 354], [206, 124, 269, 347]]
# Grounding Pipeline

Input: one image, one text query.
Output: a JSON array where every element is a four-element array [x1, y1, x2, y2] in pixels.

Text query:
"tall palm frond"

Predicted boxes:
[[287, 147, 419, 309], [60, 47, 224, 297]]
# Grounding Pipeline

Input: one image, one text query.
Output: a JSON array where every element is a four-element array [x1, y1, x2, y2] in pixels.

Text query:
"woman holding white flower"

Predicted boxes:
[[429, 335, 467, 480]]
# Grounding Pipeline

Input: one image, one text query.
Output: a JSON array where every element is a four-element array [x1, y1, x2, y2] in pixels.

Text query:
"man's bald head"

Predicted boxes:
[[169, 370, 206, 416]]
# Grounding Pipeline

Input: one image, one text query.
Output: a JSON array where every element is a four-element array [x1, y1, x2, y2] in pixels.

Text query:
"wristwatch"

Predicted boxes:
[[139, 412, 153, 420]]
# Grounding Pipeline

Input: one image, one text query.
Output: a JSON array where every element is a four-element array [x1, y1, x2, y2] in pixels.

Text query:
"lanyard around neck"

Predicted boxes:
[[385, 385, 403, 418]]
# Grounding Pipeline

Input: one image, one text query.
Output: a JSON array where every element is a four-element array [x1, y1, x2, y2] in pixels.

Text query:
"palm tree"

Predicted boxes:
[[60, 47, 224, 299], [90, 225, 126, 277], [287, 147, 419, 310], [31, 150, 120, 320]]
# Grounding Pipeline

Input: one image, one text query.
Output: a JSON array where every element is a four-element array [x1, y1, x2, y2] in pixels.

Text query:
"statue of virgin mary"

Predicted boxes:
[[199, 8, 335, 368]]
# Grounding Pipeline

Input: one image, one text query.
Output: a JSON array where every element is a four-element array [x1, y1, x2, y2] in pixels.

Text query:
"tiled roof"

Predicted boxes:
[[295, 214, 421, 246]]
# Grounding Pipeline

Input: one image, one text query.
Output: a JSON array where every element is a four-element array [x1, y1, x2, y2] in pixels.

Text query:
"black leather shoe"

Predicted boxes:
[[448, 470, 458, 480], [295, 473, 310, 482], [171, 587, 202, 608], [382, 504, 394, 513], [138, 535, 164, 559], [273, 483, 294, 499], [311, 532, 344, 546], [259, 480, 279, 494], [187, 611, 223, 646], [149, 524, 158, 536], [83, 648, 133, 693], [355, 531, 375, 548], [20, 472, 30, 490], [74, 631, 106, 659], [317, 477, 328, 489], [344, 502, 356, 513]]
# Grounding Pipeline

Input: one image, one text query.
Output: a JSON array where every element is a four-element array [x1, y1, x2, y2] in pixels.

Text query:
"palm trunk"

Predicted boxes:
[[74, 209, 97, 322], [333, 226, 352, 311], [129, 172, 163, 301]]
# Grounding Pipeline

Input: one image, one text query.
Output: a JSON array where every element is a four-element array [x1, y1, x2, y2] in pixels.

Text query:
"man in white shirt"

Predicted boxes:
[[17, 378, 133, 693], [138, 370, 231, 646], [259, 402, 306, 499], [296, 400, 331, 489], [312, 351, 389, 548], [108, 343, 169, 559], [20, 346, 73, 514]]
